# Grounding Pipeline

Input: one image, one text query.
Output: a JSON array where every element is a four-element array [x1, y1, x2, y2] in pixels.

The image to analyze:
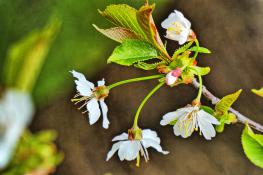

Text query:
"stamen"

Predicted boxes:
[[136, 154, 140, 167]]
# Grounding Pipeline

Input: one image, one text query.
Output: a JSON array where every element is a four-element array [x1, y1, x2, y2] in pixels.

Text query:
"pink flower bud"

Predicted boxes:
[[171, 68, 182, 77]]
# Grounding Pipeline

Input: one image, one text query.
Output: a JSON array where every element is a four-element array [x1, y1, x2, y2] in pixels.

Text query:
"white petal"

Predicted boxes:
[[198, 110, 220, 125], [160, 109, 188, 126], [112, 132, 128, 142], [99, 100, 109, 129], [87, 98, 101, 125], [173, 121, 181, 136], [106, 142, 122, 161], [71, 70, 95, 89], [97, 79, 105, 86], [197, 116, 216, 140], [0, 90, 34, 168], [142, 129, 160, 143], [165, 72, 178, 85], [142, 139, 169, 155], [74, 80, 92, 96], [118, 141, 140, 161], [174, 10, 191, 29]]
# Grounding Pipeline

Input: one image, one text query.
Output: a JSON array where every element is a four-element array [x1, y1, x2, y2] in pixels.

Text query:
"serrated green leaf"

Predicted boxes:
[[242, 125, 263, 168], [99, 4, 147, 39], [134, 61, 163, 70], [93, 25, 140, 43], [252, 87, 263, 98], [188, 46, 211, 54], [172, 41, 193, 59], [108, 39, 158, 66], [215, 90, 242, 114], [189, 66, 210, 76]]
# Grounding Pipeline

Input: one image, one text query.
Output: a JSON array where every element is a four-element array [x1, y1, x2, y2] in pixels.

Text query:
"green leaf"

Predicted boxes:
[[215, 90, 242, 114], [200, 105, 214, 115], [99, 4, 147, 39], [108, 39, 158, 66], [252, 87, 263, 98], [216, 113, 237, 133], [242, 125, 263, 168], [3, 19, 61, 92], [136, 4, 165, 51], [172, 41, 193, 59], [134, 61, 163, 70], [188, 46, 211, 54], [93, 24, 139, 43], [189, 66, 211, 76]]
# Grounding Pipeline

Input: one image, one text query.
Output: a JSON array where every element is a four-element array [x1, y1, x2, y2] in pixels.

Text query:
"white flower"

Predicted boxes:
[[165, 68, 182, 86], [106, 129, 169, 164], [161, 10, 192, 45], [160, 106, 220, 140], [71, 70, 110, 129], [0, 90, 34, 169]]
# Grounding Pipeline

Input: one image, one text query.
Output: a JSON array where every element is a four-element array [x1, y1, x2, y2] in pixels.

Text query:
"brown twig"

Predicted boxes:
[[192, 78, 263, 132]]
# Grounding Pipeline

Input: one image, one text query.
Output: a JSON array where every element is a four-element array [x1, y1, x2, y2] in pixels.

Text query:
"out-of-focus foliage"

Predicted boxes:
[[0, 0, 167, 105], [3, 19, 60, 93], [0, 130, 63, 175]]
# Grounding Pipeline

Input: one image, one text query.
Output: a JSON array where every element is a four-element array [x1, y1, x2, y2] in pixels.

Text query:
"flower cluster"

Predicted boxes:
[[70, 7, 222, 167]]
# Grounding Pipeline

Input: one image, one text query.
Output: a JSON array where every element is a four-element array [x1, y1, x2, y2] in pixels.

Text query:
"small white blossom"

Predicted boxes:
[[71, 70, 110, 129], [161, 10, 192, 45], [165, 68, 182, 86], [160, 106, 220, 140], [106, 129, 169, 163], [0, 90, 34, 168]]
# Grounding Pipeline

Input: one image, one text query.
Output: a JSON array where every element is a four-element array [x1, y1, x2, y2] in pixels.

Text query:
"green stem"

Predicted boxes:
[[107, 75, 164, 90], [195, 74, 203, 101], [133, 82, 165, 128], [193, 39, 200, 60]]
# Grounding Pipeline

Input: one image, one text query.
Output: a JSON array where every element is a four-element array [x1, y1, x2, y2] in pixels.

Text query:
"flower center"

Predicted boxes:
[[128, 128, 142, 140], [178, 110, 198, 135], [168, 22, 183, 35], [93, 85, 109, 100]]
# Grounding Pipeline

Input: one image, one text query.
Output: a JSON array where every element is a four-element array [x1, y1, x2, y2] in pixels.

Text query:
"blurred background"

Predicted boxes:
[[0, 0, 263, 174]]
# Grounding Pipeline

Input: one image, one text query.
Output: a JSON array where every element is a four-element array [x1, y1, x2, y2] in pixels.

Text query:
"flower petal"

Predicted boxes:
[[99, 100, 109, 129], [71, 70, 95, 89], [87, 98, 101, 125], [142, 139, 169, 155], [112, 132, 128, 142], [198, 110, 220, 125], [74, 80, 92, 96], [197, 116, 216, 140], [165, 72, 178, 86], [160, 107, 192, 126], [106, 141, 122, 161], [97, 79, 105, 86], [0, 90, 34, 168], [118, 141, 140, 161], [142, 129, 160, 143]]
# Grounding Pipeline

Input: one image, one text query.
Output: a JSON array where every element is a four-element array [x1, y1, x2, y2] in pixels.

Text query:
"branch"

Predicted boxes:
[[192, 78, 263, 132]]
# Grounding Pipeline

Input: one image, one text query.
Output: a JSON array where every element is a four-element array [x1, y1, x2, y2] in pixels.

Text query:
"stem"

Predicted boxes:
[[133, 82, 165, 128], [191, 78, 263, 132], [107, 75, 164, 90], [193, 39, 200, 60], [195, 74, 203, 101]]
